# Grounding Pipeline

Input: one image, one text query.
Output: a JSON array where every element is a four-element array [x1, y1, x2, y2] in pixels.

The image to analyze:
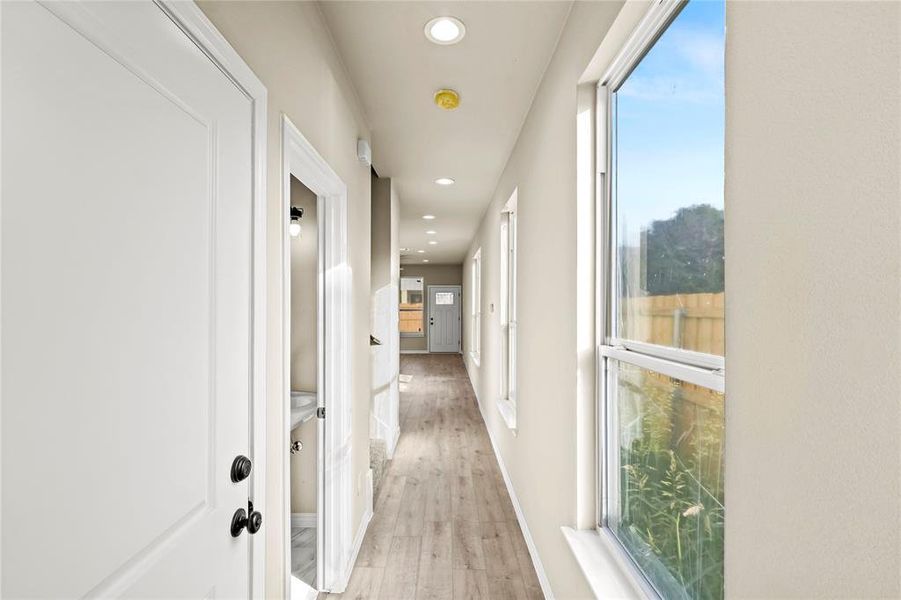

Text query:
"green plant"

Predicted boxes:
[[615, 372, 725, 600]]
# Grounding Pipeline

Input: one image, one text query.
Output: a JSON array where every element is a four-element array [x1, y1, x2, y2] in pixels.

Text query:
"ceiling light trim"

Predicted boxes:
[[424, 16, 466, 45]]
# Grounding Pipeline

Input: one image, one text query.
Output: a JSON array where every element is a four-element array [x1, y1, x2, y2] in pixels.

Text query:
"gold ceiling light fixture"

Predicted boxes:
[[434, 89, 460, 111]]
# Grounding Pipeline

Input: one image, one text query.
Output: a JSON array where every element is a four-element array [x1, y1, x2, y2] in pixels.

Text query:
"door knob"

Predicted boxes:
[[231, 502, 263, 537], [231, 455, 252, 483]]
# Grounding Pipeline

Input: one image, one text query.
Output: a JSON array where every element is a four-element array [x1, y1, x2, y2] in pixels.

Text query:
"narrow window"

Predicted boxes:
[[598, 1, 725, 598], [471, 249, 482, 364], [498, 190, 518, 429], [399, 277, 425, 337]]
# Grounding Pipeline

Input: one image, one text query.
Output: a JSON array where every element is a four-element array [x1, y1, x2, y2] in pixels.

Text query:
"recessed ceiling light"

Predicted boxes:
[[428, 241, 438, 245], [422, 214, 436, 220], [424, 17, 466, 45], [423, 259, 430, 263], [435, 177, 455, 186], [425, 230, 437, 235], [417, 249, 426, 254]]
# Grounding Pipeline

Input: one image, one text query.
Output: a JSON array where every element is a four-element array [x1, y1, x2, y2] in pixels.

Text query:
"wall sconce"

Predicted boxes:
[[289, 207, 304, 238]]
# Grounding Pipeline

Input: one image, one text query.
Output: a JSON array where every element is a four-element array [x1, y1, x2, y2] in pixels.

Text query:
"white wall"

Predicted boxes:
[[197, 3, 373, 596], [462, 3, 625, 598], [370, 174, 400, 455], [724, 2, 901, 596]]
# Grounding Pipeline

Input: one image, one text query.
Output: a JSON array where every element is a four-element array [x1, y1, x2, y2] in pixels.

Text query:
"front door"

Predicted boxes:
[[2, 2, 262, 597], [428, 286, 462, 353]]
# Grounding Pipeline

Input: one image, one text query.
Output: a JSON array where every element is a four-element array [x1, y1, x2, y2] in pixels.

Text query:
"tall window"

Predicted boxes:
[[598, 2, 725, 599], [470, 249, 482, 363], [498, 190, 518, 430], [399, 277, 424, 337]]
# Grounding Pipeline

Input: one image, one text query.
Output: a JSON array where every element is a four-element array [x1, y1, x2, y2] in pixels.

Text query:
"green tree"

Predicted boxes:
[[645, 205, 724, 295]]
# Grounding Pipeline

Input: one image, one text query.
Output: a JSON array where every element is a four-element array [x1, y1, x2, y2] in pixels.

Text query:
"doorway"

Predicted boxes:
[[427, 285, 462, 353], [288, 177, 319, 593], [281, 115, 356, 597]]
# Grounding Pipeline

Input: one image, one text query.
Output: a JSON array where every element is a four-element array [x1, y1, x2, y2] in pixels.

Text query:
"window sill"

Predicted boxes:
[[469, 352, 480, 367], [561, 527, 645, 600], [496, 397, 516, 432]]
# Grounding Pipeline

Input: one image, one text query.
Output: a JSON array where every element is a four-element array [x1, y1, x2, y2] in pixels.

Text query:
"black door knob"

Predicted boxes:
[[230, 504, 263, 537], [231, 455, 252, 483], [231, 508, 248, 537], [247, 509, 263, 534]]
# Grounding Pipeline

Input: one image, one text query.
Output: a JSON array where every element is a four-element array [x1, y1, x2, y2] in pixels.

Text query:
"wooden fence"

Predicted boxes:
[[621, 292, 725, 356]]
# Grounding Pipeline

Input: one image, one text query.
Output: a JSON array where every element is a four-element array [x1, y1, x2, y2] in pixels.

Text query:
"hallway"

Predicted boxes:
[[331, 355, 543, 600]]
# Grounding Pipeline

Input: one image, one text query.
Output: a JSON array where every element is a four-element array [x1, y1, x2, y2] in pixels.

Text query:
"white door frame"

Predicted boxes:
[[427, 285, 462, 353], [281, 115, 353, 596], [154, 3, 269, 597]]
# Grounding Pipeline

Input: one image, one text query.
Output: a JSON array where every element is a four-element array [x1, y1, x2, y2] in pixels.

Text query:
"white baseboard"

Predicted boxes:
[[291, 513, 316, 529], [338, 468, 374, 591], [473, 382, 554, 599], [400, 349, 429, 354]]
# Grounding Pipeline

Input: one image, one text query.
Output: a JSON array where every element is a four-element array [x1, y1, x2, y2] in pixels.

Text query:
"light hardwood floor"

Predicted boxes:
[[328, 354, 543, 600]]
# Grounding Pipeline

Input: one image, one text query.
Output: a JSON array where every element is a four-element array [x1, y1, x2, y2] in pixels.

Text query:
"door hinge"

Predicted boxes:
[[317, 407, 326, 419]]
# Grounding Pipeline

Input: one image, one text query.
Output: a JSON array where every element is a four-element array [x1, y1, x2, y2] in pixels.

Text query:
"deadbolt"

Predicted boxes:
[[231, 455, 252, 483]]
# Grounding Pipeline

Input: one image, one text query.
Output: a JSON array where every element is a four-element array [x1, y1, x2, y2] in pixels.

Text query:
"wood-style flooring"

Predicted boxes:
[[327, 354, 543, 600], [292, 525, 316, 588]]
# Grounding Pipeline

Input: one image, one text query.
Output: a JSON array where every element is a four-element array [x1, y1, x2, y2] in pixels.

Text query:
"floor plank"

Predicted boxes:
[[416, 521, 453, 599], [380, 536, 420, 600], [452, 569, 489, 600], [451, 519, 484, 571]]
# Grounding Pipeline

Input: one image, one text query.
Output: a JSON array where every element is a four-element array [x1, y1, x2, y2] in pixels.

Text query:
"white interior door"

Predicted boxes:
[[428, 286, 461, 353], [1, 2, 263, 597]]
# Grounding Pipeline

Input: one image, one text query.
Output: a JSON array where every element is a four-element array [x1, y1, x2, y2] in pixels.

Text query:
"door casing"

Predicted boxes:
[[281, 115, 359, 596]]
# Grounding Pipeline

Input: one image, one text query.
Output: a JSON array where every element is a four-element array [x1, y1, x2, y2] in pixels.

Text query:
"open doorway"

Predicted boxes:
[[289, 177, 319, 592], [281, 115, 355, 598]]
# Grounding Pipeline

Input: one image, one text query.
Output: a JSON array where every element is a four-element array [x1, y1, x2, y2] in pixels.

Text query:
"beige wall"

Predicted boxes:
[[462, 3, 624, 597], [197, 3, 372, 596], [465, 1, 901, 598], [724, 2, 900, 596], [289, 177, 318, 514], [400, 264, 463, 353]]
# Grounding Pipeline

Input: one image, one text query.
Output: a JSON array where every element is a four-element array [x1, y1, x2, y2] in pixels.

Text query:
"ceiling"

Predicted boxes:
[[319, 1, 571, 265]]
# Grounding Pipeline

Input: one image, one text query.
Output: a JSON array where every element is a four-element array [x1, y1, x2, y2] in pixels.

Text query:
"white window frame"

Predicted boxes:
[[498, 189, 518, 430], [595, 1, 725, 597], [470, 248, 482, 365]]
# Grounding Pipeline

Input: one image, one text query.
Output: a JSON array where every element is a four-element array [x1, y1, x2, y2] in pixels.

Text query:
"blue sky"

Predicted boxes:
[[614, 0, 725, 244]]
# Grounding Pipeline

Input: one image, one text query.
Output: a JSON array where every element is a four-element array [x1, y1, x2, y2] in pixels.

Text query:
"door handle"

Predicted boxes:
[[231, 501, 263, 537]]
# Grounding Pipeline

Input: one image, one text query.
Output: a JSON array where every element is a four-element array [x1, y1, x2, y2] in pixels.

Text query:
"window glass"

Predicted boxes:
[[610, 362, 724, 599], [604, 2, 725, 598], [399, 277, 424, 335], [613, 0, 725, 356], [435, 292, 454, 305]]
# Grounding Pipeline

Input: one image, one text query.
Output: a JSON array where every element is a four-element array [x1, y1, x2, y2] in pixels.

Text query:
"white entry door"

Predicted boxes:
[[2, 2, 265, 598], [428, 286, 462, 353]]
